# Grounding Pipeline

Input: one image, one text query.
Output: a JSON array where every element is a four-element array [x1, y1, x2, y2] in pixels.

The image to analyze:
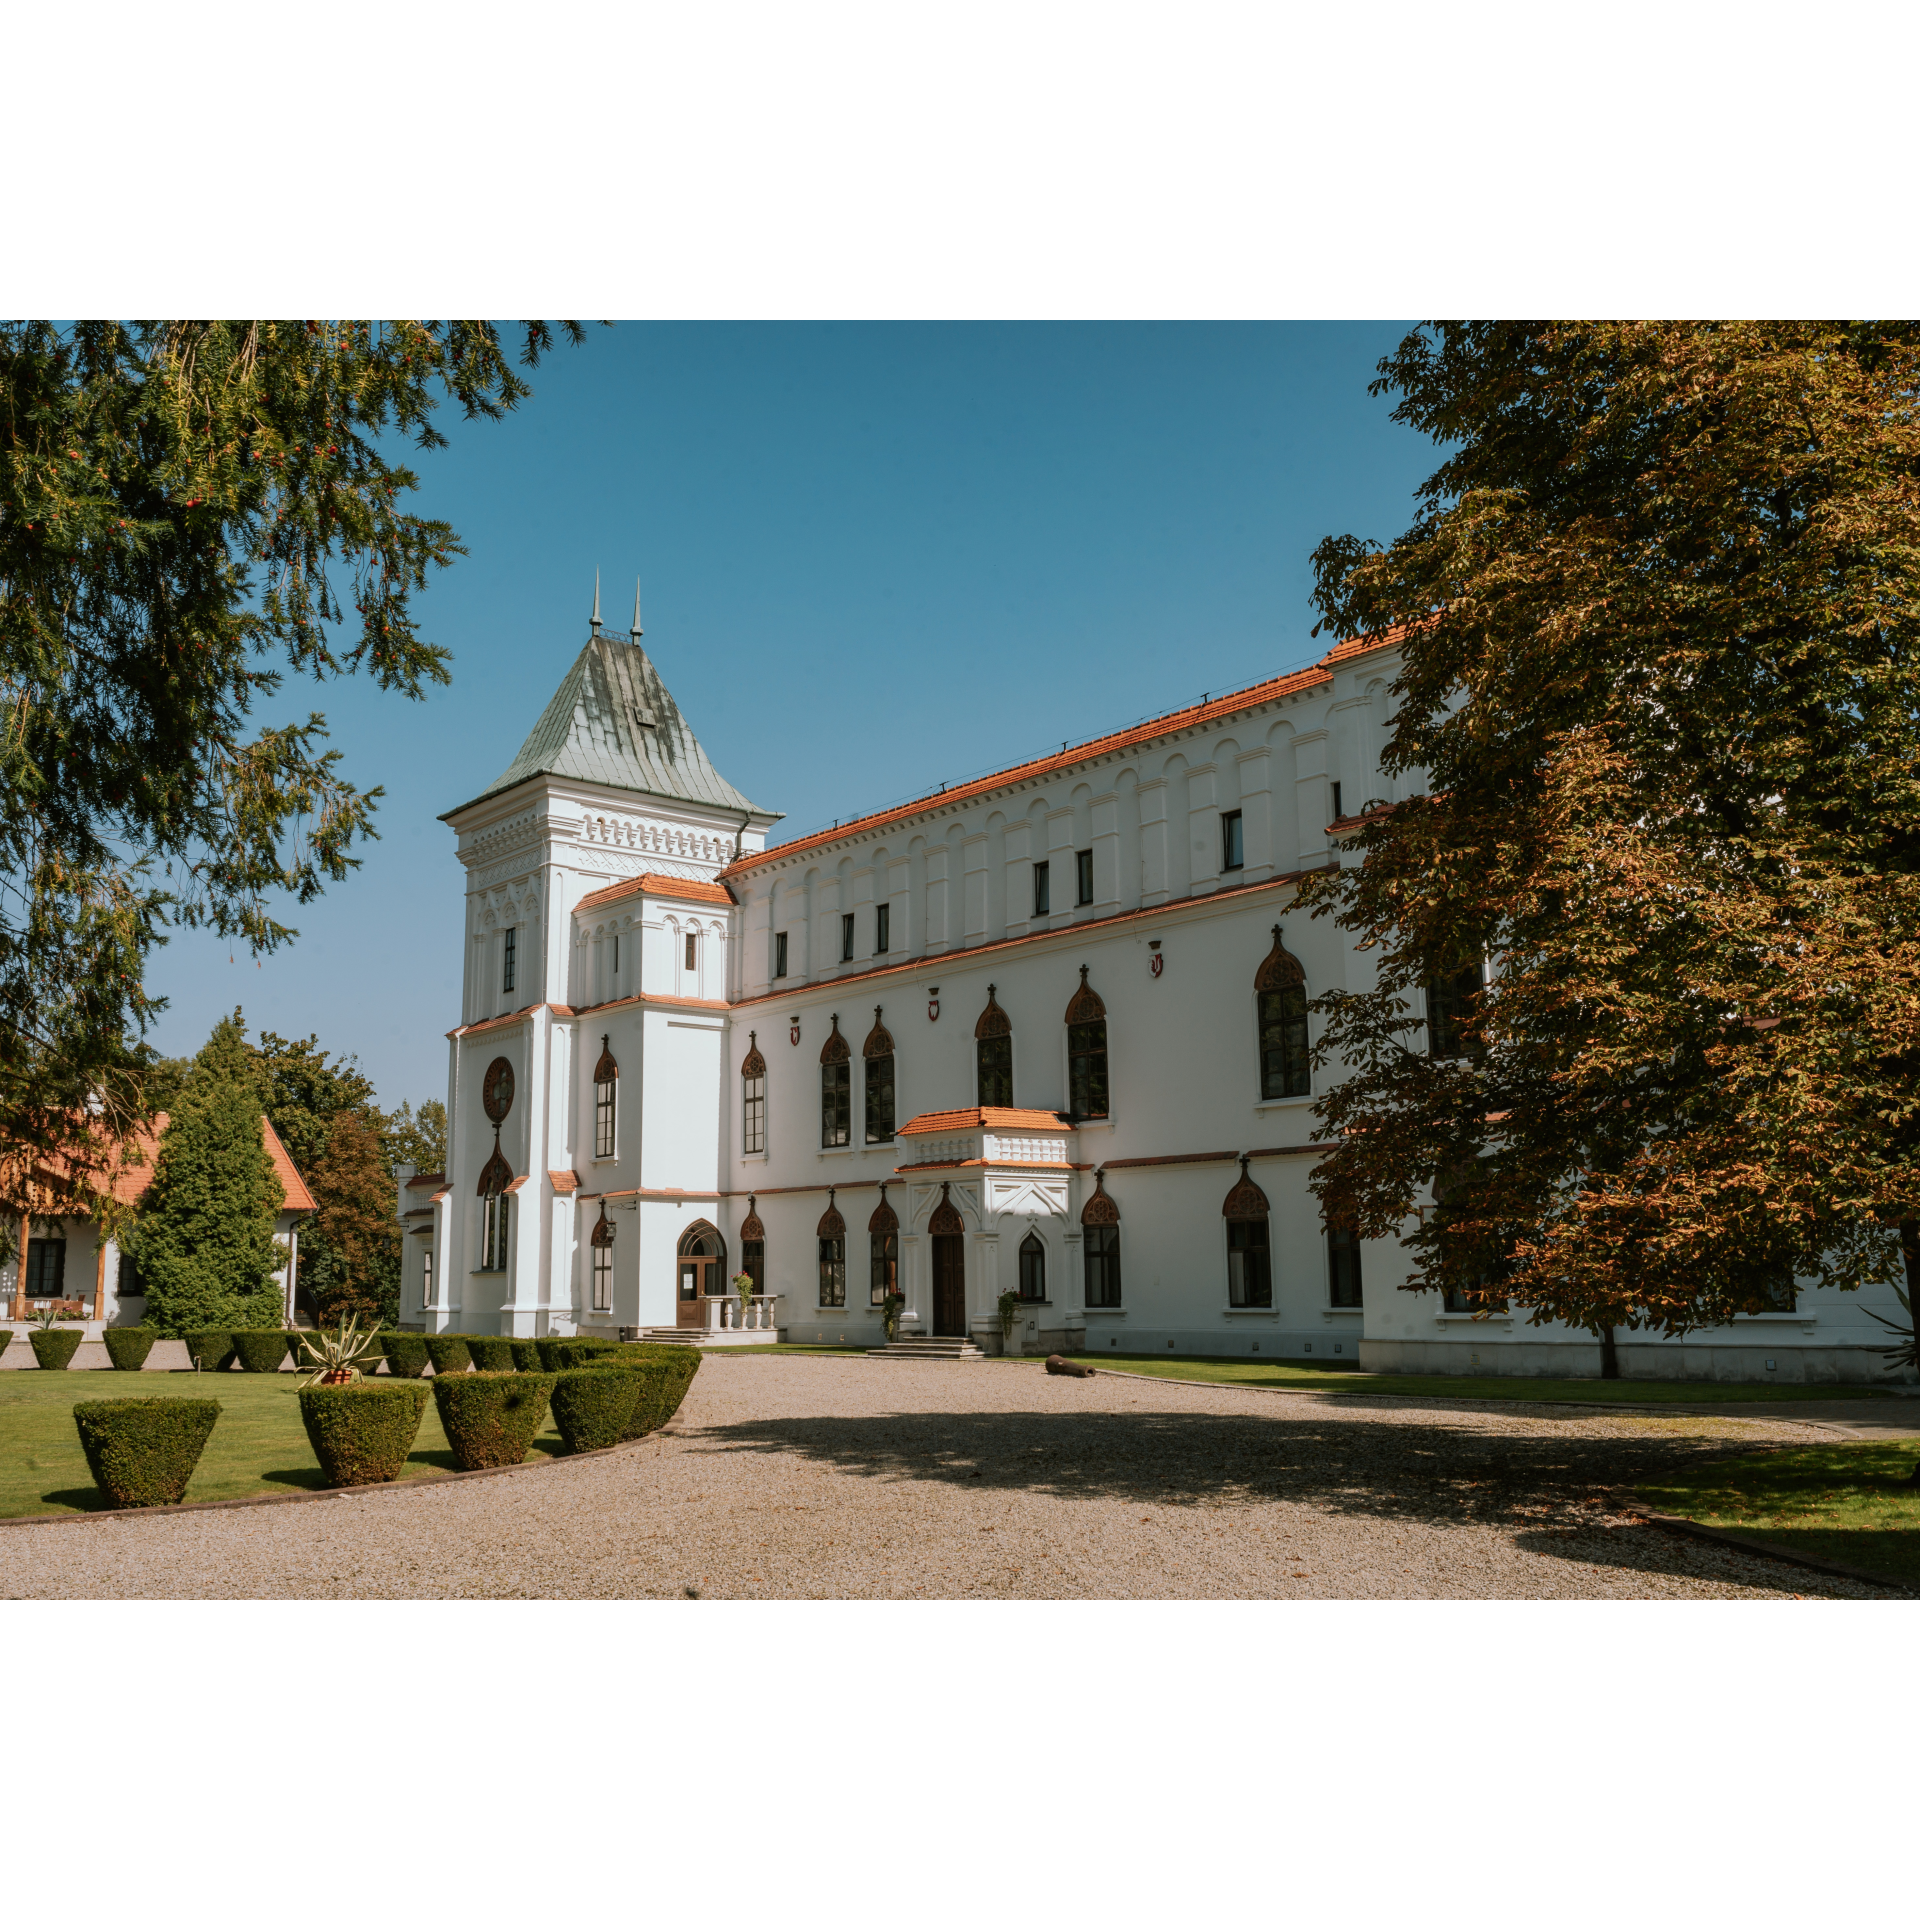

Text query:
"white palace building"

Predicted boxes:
[[401, 592, 1909, 1383]]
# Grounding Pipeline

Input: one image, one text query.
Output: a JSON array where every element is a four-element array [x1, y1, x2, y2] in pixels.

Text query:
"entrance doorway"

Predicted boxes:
[[932, 1234, 966, 1337], [676, 1221, 726, 1328]]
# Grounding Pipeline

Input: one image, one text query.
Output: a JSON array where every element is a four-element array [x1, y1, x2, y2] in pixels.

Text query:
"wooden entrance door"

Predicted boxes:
[[676, 1222, 725, 1329], [932, 1234, 965, 1337]]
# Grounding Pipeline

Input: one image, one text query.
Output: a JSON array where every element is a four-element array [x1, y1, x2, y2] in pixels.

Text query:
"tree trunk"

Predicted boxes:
[[1599, 1323, 1620, 1381]]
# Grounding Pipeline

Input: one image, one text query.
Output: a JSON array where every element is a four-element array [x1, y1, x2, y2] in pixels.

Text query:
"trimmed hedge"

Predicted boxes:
[[550, 1367, 642, 1454], [537, 1336, 619, 1369], [431, 1370, 555, 1471], [425, 1335, 470, 1376], [534, 1337, 575, 1370], [184, 1331, 236, 1372], [298, 1381, 431, 1487], [466, 1335, 515, 1371], [72, 1397, 221, 1507], [233, 1328, 291, 1373], [509, 1339, 544, 1371], [381, 1331, 429, 1378], [103, 1328, 157, 1371], [0, 1329, 11, 1359], [30, 1327, 85, 1370], [584, 1345, 702, 1439]]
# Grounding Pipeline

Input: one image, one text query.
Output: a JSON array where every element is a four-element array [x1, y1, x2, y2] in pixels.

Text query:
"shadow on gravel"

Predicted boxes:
[[698, 1404, 1831, 1592]]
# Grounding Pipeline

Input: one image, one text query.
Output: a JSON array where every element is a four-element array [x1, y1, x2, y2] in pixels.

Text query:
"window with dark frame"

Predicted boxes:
[[1328, 1223, 1363, 1309], [1083, 1224, 1121, 1307], [1221, 809, 1244, 871], [1033, 860, 1051, 917], [841, 913, 855, 963], [865, 1052, 895, 1144], [591, 1238, 613, 1312], [742, 1239, 765, 1293], [875, 902, 890, 953], [1435, 1171, 1511, 1313], [481, 1192, 512, 1272], [1331, 780, 1344, 819], [1426, 960, 1485, 1060], [593, 1039, 619, 1159], [818, 1234, 847, 1307], [24, 1237, 66, 1295], [612, 933, 620, 976], [821, 1014, 851, 1148], [1018, 1230, 1047, 1301], [870, 1231, 897, 1306], [1227, 1219, 1272, 1308], [502, 926, 516, 995], [685, 932, 698, 972], [1257, 925, 1312, 1100], [977, 1032, 1012, 1106], [1065, 965, 1109, 1121], [420, 1247, 434, 1307], [116, 1251, 146, 1297], [1075, 848, 1093, 905], [774, 931, 788, 977], [743, 1070, 766, 1154]]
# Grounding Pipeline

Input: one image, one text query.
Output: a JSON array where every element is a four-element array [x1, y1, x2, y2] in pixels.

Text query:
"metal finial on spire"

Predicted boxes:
[[629, 577, 643, 642], [590, 569, 602, 637]]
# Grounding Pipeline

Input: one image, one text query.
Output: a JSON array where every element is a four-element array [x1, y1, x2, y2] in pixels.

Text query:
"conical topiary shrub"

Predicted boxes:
[[298, 1381, 431, 1487], [0, 1330, 11, 1360], [103, 1328, 157, 1371], [585, 1347, 702, 1438], [72, 1398, 221, 1507], [183, 1330, 236, 1372], [232, 1328, 290, 1372], [30, 1328, 85, 1370], [431, 1371, 554, 1471], [509, 1338, 543, 1371], [425, 1335, 470, 1376], [550, 1368, 642, 1454], [466, 1335, 514, 1371]]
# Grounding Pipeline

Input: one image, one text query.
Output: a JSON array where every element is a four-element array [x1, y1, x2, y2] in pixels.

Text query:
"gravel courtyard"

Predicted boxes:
[[0, 1356, 1890, 1599]]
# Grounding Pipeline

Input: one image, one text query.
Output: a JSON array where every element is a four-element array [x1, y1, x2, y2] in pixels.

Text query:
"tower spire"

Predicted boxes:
[[590, 569, 602, 638], [629, 576, 643, 642]]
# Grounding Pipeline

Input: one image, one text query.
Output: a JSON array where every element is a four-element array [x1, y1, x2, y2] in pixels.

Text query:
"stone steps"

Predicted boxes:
[[866, 1338, 987, 1361]]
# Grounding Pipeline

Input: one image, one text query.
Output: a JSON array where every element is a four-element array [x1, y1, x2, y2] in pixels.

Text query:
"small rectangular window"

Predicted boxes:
[[865, 1052, 895, 1144], [774, 931, 788, 978], [591, 1240, 613, 1313], [421, 1247, 434, 1308], [1331, 781, 1344, 820], [685, 933, 697, 971], [595, 1079, 617, 1159], [115, 1252, 146, 1297], [870, 1232, 898, 1306], [1033, 861, 1051, 918], [875, 902, 890, 953], [743, 1073, 766, 1154], [612, 934, 620, 976], [818, 1236, 847, 1307], [841, 913, 855, 964], [502, 927, 516, 996], [1227, 1219, 1271, 1309], [1084, 1225, 1121, 1308], [1076, 849, 1094, 906], [25, 1238, 66, 1295], [1221, 809, 1244, 871], [822, 1059, 851, 1148], [742, 1241, 765, 1292], [1328, 1223, 1363, 1308]]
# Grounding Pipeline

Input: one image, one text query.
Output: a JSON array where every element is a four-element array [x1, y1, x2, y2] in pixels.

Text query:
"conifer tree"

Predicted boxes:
[[133, 1011, 287, 1333]]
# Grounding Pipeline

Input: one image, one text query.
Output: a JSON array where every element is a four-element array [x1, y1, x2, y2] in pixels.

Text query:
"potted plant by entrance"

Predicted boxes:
[[732, 1270, 756, 1329], [996, 1288, 1023, 1357], [880, 1288, 906, 1343]]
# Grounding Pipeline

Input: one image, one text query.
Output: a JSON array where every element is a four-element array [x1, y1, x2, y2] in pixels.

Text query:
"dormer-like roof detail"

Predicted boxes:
[[444, 635, 777, 822]]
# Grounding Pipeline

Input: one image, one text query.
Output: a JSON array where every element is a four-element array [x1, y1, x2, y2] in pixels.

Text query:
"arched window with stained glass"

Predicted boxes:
[[1256, 925, 1310, 1100]]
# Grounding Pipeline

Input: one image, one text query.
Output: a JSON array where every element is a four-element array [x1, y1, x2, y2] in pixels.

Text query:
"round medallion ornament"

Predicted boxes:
[[482, 1056, 515, 1123]]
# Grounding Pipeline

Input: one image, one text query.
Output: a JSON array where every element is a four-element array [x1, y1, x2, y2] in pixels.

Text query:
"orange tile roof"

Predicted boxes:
[[577, 871, 735, 914], [23, 1111, 315, 1214], [448, 1003, 574, 1039], [548, 1170, 580, 1194], [262, 1116, 317, 1213], [404, 1171, 445, 1189], [564, 990, 731, 1017], [896, 1106, 1076, 1137], [722, 628, 1407, 878]]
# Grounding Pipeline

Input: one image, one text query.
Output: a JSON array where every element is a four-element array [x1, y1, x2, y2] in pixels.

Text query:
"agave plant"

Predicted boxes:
[[28, 1299, 81, 1331], [292, 1314, 383, 1386]]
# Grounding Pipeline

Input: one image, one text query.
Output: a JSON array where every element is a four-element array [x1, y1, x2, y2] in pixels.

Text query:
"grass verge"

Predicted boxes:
[[1007, 1352, 1893, 1405], [1634, 1441, 1920, 1587], [0, 1371, 564, 1520]]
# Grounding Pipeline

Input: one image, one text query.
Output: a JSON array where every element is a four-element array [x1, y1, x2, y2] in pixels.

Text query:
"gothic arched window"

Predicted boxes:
[[864, 1008, 896, 1145], [1223, 1156, 1272, 1308], [817, 1192, 847, 1307], [1064, 966, 1108, 1120], [741, 1033, 767, 1155], [740, 1197, 766, 1294], [976, 986, 1013, 1107], [868, 1187, 899, 1306], [590, 1204, 616, 1313], [593, 1036, 619, 1159], [1081, 1169, 1122, 1308], [1018, 1230, 1047, 1302], [1256, 925, 1310, 1100], [820, 1015, 851, 1148], [477, 1142, 514, 1274]]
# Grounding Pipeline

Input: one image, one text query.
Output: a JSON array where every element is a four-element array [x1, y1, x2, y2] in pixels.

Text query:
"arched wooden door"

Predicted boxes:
[[676, 1222, 726, 1328], [928, 1186, 967, 1338]]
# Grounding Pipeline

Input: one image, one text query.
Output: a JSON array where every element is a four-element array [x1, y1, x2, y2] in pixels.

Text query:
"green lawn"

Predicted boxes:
[[1004, 1351, 1894, 1406], [0, 1371, 564, 1521], [1635, 1442, 1920, 1587]]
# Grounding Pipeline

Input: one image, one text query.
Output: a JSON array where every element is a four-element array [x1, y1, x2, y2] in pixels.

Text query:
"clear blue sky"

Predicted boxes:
[[145, 322, 1437, 1112]]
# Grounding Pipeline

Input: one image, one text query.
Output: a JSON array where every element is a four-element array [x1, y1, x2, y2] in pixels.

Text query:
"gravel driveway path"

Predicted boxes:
[[0, 1357, 1889, 1599]]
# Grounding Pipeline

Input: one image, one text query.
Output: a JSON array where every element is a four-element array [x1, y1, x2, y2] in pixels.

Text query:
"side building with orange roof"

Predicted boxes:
[[409, 592, 1908, 1384], [1, 1114, 315, 1337]]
